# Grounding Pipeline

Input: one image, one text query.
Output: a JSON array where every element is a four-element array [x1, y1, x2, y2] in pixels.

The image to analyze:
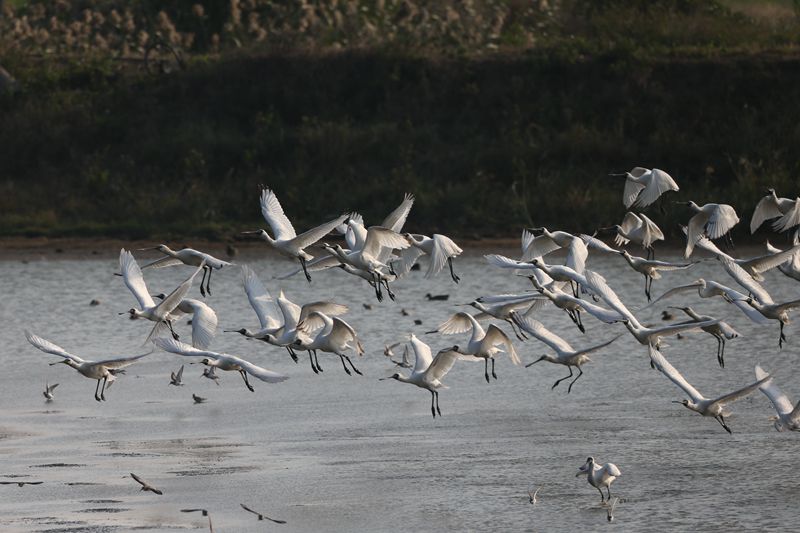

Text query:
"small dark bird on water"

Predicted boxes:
[[240, 503, 287, 523], [661, 310, 674, 321], [0, 481, 43, 487], [90, 299, 100, 306], [130, 473, 163, 495], [193, 393, 207, 404], [414, 319, 422, 325], [363, 303, 373, 310], [426, 293, 449, 301], [401, 308, 410, 316]]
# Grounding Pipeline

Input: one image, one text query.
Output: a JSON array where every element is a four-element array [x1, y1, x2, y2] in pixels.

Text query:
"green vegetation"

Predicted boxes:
[[0, 1, 799, 241]]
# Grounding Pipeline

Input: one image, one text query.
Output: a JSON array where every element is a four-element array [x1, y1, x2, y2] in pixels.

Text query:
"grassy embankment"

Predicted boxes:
[[0, 0, 799, 242]]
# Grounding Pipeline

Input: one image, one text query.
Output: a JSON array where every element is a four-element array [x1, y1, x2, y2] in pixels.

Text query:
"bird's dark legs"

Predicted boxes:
[[286, 346, 299, 363], [568, 309, 585, 334], [205, 266, 212, 296], [647, 247, 654, 261], [435, 391, 442, 416], [571, 281, 579, 298], [552, 367, 574, 390], [313, 350, 322, 372], [567, 366, 584, 393], [344, 355, 363, 376], [716, 415, 732, 434], [725, 232, 736, 251], [372, 281, 383, 302], [338, 354, 352, 375], [491, 358, 497, 380], [308, 351, 319, 374], [239, 370, 255, 392], [383, 280, 396, 301], [94, 378, 102, 402], [779, 322, 787, 349], [299, 257, 312, 283], [199, 267, 207, 297], [166, 320, 180, 340], [448, 257, 460, 283], [715, 335, 725, 368], [606, 487, 612, 500], [644, 275, 652, 301], [430, 390, 436, 418], [597, 486, 606, 502], [576, 310, 585, 333], [484, 358, 490, 383], [507, 318, 528, 341]]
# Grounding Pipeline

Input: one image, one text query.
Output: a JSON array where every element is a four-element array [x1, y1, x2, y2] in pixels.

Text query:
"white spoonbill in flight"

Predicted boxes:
[[153, 337, 288, 391], [379, 334, 462, 418], [687, 227, 800, 281], [606, 212, 664, 259], [428, 312, 520, 383], [648, 345, 769, 433], [138, 245, 231, 297], [754, 364, 800, 432], [667, 306, 739, 368], [577, 457, 621, 502], [26, 331, 149, 402], [612, 166, 679, 209], [751, 188, 800, 234], [400, 233, 463, 283], [584, 270, 719, 351], [512, 313, 621, 393], [680, 201, 740, 257], [297, 311, 365, 376], [119, 249, 205, 344], [244, 187, 347, 282], [617, 249, 697, 301], [766, 237, 800, 282], [226, 265, 284, 340]]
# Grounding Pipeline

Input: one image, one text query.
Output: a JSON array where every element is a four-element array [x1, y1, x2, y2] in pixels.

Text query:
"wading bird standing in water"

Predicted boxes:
[[577, 457, 621, 502], [243, 187, 347, 282], [26, 331, 148, 402]]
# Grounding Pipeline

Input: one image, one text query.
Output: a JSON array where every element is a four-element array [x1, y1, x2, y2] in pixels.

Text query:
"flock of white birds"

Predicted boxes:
[[21, 168, 800, 517]]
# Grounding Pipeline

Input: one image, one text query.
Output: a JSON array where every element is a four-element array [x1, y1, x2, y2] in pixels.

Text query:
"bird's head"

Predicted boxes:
[[379, 373, 401, 381], [530, 258, 541, 266], [242, 229, 270, 241], [672, 399, 691, 409], [525, 355, 548, 368], [766, 187, 776, 195], [119, 308, 140, 319], [225, 328, 249, 336]]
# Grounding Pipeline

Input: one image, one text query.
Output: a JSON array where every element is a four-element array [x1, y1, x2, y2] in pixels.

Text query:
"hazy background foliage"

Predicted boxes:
[[0, 0, 798, 241]]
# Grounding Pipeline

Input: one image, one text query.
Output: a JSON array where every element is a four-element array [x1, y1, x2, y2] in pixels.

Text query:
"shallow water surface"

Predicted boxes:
[[1, 248, 799, 532]]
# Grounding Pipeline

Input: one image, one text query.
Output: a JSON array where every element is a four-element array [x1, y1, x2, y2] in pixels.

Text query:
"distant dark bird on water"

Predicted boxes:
[[425, 293, 449, 301], [0, 480, 43, 487], [240, 503, 287, 523], [130, 473, 162, 495], [193, 393, 207, 404], [181, 508, 213, 532]]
